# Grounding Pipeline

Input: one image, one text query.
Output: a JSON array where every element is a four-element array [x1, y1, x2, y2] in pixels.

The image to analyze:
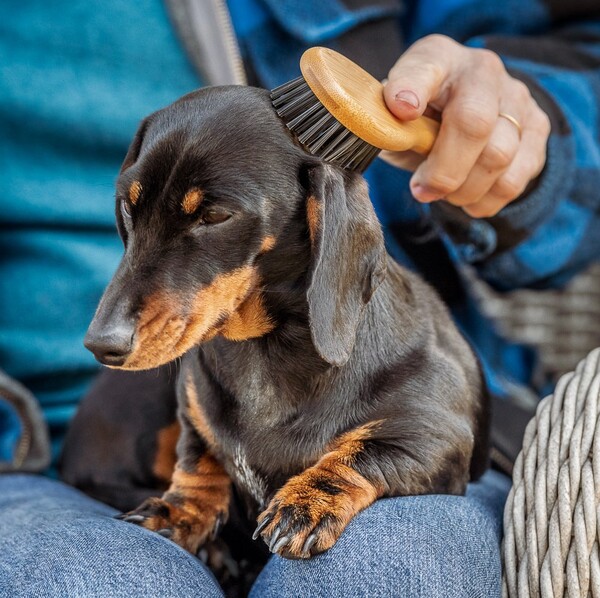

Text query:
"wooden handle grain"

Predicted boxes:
[[300, 47, 439, 155]]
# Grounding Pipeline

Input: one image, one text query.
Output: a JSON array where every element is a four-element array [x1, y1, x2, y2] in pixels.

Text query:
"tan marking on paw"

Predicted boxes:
[[260, 467, 378, 557], [125, 496, 222, 554], [124, 454, 231, 554], [256, 421, 384, 558]]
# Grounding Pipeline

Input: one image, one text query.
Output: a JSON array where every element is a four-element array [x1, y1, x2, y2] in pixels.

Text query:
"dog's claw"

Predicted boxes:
[[211, 512, 224, 539], [157, 528, 173, 538], [197, 548, 209, 563], [271, 535, 290, 555], [268, 527, 282, 552], [302, 533, 318, 555], [121, 514, 146, 524], [252, 515, 272, 540]]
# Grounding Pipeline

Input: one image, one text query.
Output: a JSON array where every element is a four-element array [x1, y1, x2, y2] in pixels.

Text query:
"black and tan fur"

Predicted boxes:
[[83, 86, 489, 559]]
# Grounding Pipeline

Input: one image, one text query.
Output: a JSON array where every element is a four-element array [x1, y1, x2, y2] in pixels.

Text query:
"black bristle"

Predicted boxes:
[[271, 77, 380, 173]]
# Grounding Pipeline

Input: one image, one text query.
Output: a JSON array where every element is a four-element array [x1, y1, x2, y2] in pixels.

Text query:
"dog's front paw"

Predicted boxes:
[[253, 474, 362, 559], [117, 496, 225, 554]]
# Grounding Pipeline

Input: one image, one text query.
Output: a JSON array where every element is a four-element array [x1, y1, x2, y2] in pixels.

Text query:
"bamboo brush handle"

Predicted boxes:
[[300, 47, 439, 155]]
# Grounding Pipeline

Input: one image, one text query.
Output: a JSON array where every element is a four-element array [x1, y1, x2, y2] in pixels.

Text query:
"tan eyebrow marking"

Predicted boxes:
[[182, 188, 205, 214], [259, 236, 276, 253], [129, 181, 142, 205]]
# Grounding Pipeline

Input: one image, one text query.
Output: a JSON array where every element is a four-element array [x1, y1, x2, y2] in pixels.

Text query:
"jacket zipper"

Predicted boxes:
[[212, 0, 247, 86], [13, 417, 32, 468]]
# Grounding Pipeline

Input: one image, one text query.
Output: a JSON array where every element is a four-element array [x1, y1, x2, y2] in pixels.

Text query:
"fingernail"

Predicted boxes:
[[394, 90, 420, 109], [411, 183, 442, 203]]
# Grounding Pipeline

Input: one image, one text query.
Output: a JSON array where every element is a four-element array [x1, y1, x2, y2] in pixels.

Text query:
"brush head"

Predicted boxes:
[[271, 77, 380, 172], [271, 47, 439, 172]]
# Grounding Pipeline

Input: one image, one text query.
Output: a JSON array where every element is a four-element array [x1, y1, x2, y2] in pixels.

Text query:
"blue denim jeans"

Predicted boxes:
[[0, 471, 510, 597]]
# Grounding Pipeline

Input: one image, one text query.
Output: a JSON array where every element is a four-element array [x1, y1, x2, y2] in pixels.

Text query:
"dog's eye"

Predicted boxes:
[[120, 198, 132, 219], [199, 208, 232, 225]]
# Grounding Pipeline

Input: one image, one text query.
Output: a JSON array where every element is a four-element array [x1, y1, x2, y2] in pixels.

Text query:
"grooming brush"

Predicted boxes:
[[271, 46, 440, 173]]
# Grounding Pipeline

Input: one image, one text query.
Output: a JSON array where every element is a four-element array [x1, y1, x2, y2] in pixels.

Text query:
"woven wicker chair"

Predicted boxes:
[[502, 347, 600, 597], [468, 263, 600, 597]]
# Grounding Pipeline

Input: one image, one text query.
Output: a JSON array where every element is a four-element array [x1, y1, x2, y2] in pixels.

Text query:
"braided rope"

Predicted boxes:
[[502, 347, 600, 597]]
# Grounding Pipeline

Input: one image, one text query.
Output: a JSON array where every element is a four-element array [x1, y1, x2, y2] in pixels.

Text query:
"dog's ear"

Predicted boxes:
[[303, 163, 387, 367], [120, 118, 150, 174]]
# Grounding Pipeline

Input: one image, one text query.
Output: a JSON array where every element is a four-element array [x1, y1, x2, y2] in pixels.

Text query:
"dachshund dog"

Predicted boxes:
[[84, 86, 489, 560]]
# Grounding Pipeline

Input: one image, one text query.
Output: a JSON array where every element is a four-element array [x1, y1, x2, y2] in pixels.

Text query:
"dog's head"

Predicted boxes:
[[85, 86, 386, 370]]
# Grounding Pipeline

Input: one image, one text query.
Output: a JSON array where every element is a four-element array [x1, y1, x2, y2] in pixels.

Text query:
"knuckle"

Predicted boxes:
[[421, 60, 446, 84], [527, 154, 545, 179], [535, 151, 547, 177], [513, 80, 531, 101], [388, 57, 444, 87], [475, 48, 505, 72], [537, 109, 551, 136], [420, 34, 456, 51], [391, 60, 444, 86], [518, 154, 542, 178], [453, 103, 496, 141], [422, 171, 463, 195], [481, 139, 517, 169], [492, 173, 526, 200]]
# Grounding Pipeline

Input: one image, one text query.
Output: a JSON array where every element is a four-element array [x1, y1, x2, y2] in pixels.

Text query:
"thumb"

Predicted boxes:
[[383, 85, 423, 121], [383, 35, 457, 121]]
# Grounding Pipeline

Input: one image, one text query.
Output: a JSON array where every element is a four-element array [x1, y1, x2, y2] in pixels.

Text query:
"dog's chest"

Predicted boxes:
[[214, 391, 352, 511], [235, 364, 289, 427], [183, 347, 356, 509], [216, 385, 310, 508], [228, 443, 271, 508], [180, 355, 309, 502], [222, 367, 283, 502]]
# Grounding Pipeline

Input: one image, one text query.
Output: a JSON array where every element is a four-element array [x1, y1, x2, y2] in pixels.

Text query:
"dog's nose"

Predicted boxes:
[[84, 326, 133, 367]]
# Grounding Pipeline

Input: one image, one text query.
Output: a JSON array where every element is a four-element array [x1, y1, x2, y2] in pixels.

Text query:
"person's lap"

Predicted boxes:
[[0, 474, 223, 598], [0, 470, 510, 598]]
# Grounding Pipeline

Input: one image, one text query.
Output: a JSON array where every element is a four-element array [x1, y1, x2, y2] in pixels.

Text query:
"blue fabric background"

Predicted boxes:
[[0, 0, 203, 462]]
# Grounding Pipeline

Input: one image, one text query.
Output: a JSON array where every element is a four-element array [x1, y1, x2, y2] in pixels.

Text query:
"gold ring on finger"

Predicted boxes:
[[498, 112, 522, 138]]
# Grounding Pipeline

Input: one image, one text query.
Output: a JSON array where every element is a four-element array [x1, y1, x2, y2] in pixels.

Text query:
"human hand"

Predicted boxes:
[[381, 35, 551, 218]]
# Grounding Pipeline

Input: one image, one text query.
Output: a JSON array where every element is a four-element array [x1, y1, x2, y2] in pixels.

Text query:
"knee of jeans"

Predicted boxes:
[[0, 504, 224, 598], [250, 491, 505, 598]]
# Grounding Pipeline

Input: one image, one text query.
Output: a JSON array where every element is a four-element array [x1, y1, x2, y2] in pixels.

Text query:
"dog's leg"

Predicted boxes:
[[254, 422, 383, 559], [118, 413, 231, 555], [255, 416, 473, 559]]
